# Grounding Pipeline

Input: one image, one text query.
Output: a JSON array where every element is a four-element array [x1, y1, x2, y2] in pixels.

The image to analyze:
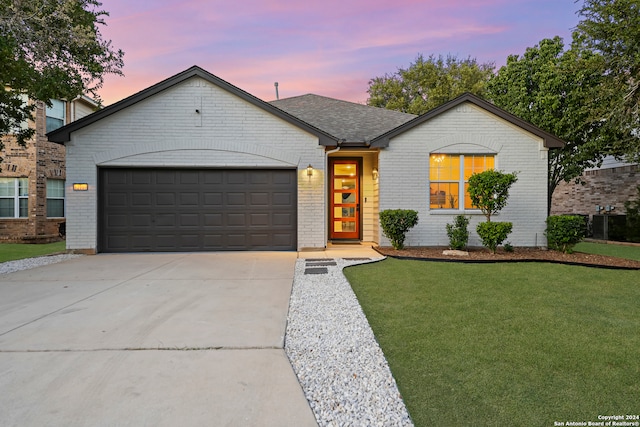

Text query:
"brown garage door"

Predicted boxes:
[[99, 168, 297, 252]]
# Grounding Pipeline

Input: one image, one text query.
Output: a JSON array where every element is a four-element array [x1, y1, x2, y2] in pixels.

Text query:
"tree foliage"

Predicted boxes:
[[467, 169, 518, 222], [486, 37, 624, 211], [0, 0, 124, 148], [379, 209, 419, 250], [367, 54, 494, 115], [575, 0, 640, 161], [545, 215, 587, 253]]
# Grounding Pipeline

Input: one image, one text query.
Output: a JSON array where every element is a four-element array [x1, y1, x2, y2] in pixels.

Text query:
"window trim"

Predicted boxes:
[[429, 153, 496, 213], [46, 99, 66, 133], [0, 178, 29, 218], [46, 179, 65, 218]]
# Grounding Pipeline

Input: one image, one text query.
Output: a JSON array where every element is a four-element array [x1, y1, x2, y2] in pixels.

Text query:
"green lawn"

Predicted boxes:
[[344, 258, 640, 426], [0, 241, 66, 263], [575, 241, 640, 261]]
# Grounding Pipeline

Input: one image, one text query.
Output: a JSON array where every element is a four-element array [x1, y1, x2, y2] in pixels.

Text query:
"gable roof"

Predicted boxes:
[[270, 94, 416, 146], [369, 93, 565, 149], [47, 66, 338, 146]]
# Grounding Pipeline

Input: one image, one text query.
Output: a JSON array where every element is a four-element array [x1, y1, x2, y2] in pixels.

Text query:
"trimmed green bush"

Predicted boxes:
[[379, 209, 419, 250], [546, 215, 586, 253], [446, 215, 470, 250], [476, 221, 513, 253], [624, 185, 640, 243], [467, 170, 518, 222]]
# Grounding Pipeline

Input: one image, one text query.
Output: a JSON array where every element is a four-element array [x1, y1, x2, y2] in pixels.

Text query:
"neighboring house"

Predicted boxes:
[[47, 66, 563, 253], [551, 156, 639, 216], [1, 96, 99, 242]]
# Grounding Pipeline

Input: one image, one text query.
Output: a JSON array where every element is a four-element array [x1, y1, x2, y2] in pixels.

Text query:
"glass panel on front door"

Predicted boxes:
[[330, 160, 359, 239]]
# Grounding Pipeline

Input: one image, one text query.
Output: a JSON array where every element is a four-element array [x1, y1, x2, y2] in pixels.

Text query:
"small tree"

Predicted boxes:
[[379, 209, 419, 250], [467, 170, 518, 253], [446, 215, 470, 250], [467, 170, 518, 222]]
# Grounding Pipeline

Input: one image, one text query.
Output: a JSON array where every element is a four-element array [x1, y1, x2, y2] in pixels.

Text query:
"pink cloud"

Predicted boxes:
[[96, 0, 576, 105]]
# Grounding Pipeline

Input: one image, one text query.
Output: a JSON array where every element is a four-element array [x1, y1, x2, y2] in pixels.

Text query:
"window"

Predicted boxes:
[[46, 99, 66, 133], [0, 178, 29, 218], [47, 179, 65, 217], [429, 154, 495, 210]]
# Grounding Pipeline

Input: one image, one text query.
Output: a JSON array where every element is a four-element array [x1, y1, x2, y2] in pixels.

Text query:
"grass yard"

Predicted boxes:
[[0, 241, 66, 263], [344, 258, 640, 426], [575, 241, 640, 261]]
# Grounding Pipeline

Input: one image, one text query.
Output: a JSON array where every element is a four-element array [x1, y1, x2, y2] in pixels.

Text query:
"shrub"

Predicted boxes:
[[467, 170, 518, 222], [477, 221, 513, 253], [379, 209, 419, 250], [624, 185, 640, 243], [446, 215, 470, 250], [545, 215, 587, 253]]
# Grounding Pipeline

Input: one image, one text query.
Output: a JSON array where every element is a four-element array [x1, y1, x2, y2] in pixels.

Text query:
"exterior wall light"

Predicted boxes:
[[372, 168, 379, 180], [72, 183, 89, 191], [306, 164, 313, 177]]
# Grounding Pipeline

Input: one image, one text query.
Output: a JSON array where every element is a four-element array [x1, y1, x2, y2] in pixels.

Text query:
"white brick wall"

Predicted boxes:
[[65, 76, 326, 251], [379, 103, 549, 248]]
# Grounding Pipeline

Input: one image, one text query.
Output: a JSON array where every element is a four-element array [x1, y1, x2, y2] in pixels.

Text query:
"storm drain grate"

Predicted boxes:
[[304, 267, 329, 275], [342, 257, 371, 261]]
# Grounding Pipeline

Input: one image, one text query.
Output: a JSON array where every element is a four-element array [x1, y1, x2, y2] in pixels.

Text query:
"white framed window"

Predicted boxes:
[[0, 178, 29, 218], [429, 154, 495, 210], [46, 99, 66, 133], [46, 179, 65, 217]]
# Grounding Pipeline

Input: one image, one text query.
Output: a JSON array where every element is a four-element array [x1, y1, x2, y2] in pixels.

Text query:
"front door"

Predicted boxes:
[[330, 159, 360, 240]]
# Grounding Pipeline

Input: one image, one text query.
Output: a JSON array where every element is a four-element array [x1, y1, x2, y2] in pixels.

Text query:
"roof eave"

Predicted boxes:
[[369, 93, 566, 149], [47, 66, 338, 146]]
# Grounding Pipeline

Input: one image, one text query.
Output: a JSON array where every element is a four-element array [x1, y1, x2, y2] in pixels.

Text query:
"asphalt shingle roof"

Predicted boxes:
[[270, 94, 416, 145]]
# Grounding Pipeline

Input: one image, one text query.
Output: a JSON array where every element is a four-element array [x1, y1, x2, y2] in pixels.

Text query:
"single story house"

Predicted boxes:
[[48, 66, 563, 253]]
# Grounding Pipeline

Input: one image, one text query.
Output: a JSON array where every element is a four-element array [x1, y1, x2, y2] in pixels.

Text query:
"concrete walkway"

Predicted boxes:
[[0, 252, 317, 426]]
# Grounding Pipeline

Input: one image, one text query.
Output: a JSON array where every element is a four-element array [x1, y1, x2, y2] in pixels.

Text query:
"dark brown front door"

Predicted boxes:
[[329, 159, 360, 240]]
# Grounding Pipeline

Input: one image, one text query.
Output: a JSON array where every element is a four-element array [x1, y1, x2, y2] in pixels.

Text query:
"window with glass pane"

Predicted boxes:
[[46, 100, 66, 133], [0, 178, 28, 218], [429, 154, 495, 210], [46, 179, 65, 217]]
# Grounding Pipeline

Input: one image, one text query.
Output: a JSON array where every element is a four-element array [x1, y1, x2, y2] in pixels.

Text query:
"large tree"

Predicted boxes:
[[486, 36, 623, 211], [0, 0, 124, 149], [367, 54, 494, 115], [575, 0, 640, 162]]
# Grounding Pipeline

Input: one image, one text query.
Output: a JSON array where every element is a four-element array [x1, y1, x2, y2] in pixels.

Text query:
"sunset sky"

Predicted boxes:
[[97, 0, 580, 105]]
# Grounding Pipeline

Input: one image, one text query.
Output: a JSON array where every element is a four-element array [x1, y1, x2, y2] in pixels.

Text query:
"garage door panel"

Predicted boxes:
[[132, 214, 153, 227], [226, 193, 246, 205], [108, 193, 128, 206], [227, 213, 246, 226], [250, 213, 269, 226], [180, 214, 199, 227], [204, 192, 222, 205], [204, 213, 222, 226], [132, 193, 152, 206], [100, 168, 296, 252]]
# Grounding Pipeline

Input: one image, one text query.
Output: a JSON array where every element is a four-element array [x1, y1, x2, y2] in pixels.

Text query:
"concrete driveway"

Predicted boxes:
[[0, 252, 317, 426]]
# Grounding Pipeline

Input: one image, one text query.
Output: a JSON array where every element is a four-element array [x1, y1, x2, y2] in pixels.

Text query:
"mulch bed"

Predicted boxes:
[[374, 246, 640, 270]]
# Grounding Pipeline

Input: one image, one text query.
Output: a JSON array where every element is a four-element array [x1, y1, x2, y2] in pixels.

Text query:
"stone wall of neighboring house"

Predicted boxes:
[[551, 164, 639, 216], [0, 101, 66, 243]]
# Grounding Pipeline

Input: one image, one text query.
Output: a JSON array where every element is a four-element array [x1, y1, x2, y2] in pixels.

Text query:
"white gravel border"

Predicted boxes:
[[285, 257, 414, 426], [0, 253, 83, 275]]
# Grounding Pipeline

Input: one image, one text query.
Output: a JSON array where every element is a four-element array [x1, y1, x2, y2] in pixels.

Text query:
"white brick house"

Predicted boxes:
[[48, 66, 563, 253]]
